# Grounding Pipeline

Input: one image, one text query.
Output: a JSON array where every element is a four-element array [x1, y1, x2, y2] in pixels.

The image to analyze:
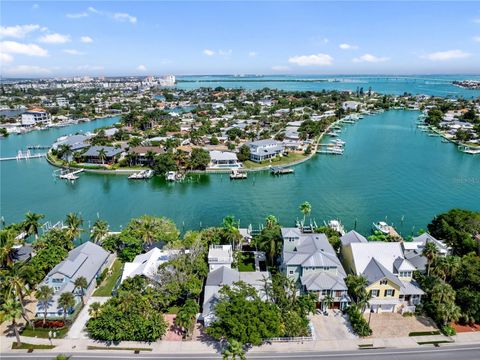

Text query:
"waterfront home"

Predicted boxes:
[[201, 244, 270, 326], [121, 247, 184, 283], [281, 228, 350, 310], [208, 245, 233, 272], [284, 126, 301, 141], [52, 134, 92, 152], [402, 233, 450, 272], [342, 101, 362, 111], [340, 230, 368, 247], [342, 242, 424, 313], [246, 139, 285, 162], [21, 108, 51, 126], [12, 244, 35, 264], [129, 146, 165, 165], [35, 242, 113, 318], [83, 146, 124, 165], [209, 150, 241, 168]]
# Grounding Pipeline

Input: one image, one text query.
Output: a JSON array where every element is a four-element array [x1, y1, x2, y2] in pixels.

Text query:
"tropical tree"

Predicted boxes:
[[322, 293, 334, 311], [0, 230, 16, 267], [255, 225, 282, 267], [58, 144, 73, 162], [222, 339, 246, 360], [222, 216, 242, 250], [1, 298, 23, 346], [175, 299, 199, 337], [429, 282, 461, 325], [97, 148, 107, 165], [36, 285, 54, 325], [88, 301, 101, 319], [423, 242, 438, 276], [299, 201, 312, 225], [265, 215, 278, 229], [65, 213, 83, 241], [90, 219, 109, 244], [58, 292, 75, 321], [345, 274, 370, 310], [2, 263, 31, 323], [74, 276, 88, 304], [24, 212, 45, 240]]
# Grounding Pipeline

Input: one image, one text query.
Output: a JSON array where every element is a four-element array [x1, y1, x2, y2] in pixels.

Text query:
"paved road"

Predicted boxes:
[[1, 344, 479, 360]]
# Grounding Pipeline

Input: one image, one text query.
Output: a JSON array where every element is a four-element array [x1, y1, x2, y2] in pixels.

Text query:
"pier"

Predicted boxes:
[[0, 150, 46, 161]]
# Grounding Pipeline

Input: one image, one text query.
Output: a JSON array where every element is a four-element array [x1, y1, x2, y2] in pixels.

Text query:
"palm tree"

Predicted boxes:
[[1, 298, 23, 346], [345, 274, 370, 308], [65, 213, 83, 241], [90, 219, 109, 244], [322, 293, 334, 311], [88, 302, 101, 319], [0, 230, 16, 267], [36, 285, 54, 325], [299, 201, 312, 225], [2, 263, 31, 324], [265, 215, 278, 229], [24, 212, 45, 240], [146, 151, 156, 167], [222, 340, 246, 360], [222, 216, 242, 250], [97, 148, 107, 165], [137, 218, 157, 247], [58, 292, 75, 322], [422, 242, 438, 276], [58, 144, 73, 162], [73, 276, 88, 304]]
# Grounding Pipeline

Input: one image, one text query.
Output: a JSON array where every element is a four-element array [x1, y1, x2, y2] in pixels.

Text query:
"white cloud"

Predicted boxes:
[[421, 49, 470, 61], [203, 49, 215, 56], [339, 43, 358, 50], [80, 36, 93, 43], [288, 53, 333, 66], [353, 53, 389, 63], [4, 65, 51, 75], [0, 53, 14, 63], [248, 51, 257, 57], [66, 12, 88, 19], [88, 7, 100, 14], [272, 65, 290, 71], [38, 33, 71, 44], [113, 13, 137, 24], [473, 36, 480, 43], [32, 4, 39, 10], [63, 49, 84, 56], [76, 64, 104, 71], [137, 64, 147, 71], [0, 24, 41, 38], [1, 41, 48, 56]]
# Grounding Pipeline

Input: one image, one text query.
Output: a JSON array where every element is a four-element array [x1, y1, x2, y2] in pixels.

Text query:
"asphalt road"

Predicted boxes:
[[1, 344, 479, 360]]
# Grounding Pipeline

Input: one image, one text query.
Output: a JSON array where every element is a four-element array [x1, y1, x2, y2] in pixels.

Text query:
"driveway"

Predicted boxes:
[[364, 312, 438, 338], [310, 309, 357, 340], [66, 297, 110, 339]]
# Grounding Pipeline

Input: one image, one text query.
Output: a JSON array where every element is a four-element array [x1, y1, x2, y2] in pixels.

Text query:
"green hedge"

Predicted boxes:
[[346, 305, 372, 337]]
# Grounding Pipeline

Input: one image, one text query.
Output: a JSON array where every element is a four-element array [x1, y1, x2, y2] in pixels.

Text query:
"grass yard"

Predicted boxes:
[[238, 252, 256, 272], [12, 342, 56, 350], [21, 325, 69, 339], [242, 152, 307, 169], [93, 259, 123, 296]]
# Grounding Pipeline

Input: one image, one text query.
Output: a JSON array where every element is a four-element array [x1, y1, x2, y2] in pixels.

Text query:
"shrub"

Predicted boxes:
[[441, 324, 456, 336], [346, 305, 372, 337], [34, 320, 66, 329]]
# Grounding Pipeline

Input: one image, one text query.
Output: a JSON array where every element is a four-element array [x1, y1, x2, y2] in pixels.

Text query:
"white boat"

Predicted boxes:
[[129, 169, 154, 179], [325, 219, 346, 236], [459, 146, 480, 155], [166, 171, 178, 181], [230, 169, 247, 179], [372, 221, 390, 235]]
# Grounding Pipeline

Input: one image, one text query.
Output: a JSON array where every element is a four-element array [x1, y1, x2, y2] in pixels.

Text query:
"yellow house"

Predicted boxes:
[[342, 241, 424, 313]]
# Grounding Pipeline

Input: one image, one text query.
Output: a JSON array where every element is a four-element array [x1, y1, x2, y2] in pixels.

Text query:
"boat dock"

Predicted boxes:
[[54, 168, 84, 181], [230, 169, 247, 179], [0, 150, 46, 161], [271, 166, 294, 175], [27, 145, 50, 150], [128, 169, 154, 179]]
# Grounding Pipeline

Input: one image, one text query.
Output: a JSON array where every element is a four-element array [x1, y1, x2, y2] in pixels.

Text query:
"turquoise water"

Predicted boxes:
[[177, 75, 480, 98], [1, 110, 479, 236]]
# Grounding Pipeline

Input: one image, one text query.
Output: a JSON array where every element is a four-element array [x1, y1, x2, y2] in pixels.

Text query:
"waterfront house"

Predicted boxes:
[[246, 139, 285, 162], [342, 242, 424, 313], [281, 228, 350, 310], [208, 150, 241, 168], [21, 108, 51, 126], [52, 134, 92, 152], [128, 146, 165, 165], [340, 230, 368, 247], [35, 242, 113, 318], [201, 245, 270, 326], [402, 233, 450, 272], [121, 247, 184, 283], [83, 146, 124, 165], [342, 101, 362, 111]]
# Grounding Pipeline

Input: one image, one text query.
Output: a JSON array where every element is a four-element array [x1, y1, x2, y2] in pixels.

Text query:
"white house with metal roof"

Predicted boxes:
[[246, 139, 285, 162], [281, 227, 350, 310]]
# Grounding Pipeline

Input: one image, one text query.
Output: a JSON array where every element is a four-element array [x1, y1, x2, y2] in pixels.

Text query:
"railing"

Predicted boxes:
[[265, 336, 313, 343]]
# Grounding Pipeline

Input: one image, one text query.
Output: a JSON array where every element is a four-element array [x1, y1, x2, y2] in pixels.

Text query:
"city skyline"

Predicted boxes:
[[1, 1, 480, 77]]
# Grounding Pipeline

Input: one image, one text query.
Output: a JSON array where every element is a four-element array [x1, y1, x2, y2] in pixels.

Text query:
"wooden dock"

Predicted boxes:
[[0, 153, 46, 161]]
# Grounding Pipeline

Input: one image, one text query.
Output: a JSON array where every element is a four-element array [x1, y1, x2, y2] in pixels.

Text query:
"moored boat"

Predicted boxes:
[[372, 221, 390, 235]]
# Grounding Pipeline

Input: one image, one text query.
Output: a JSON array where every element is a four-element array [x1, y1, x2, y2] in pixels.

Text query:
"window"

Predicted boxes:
[[370, 289, 380, 298], [380, 279, 388, 285], [400, 271, 412, 277], [384, 289, 394, 297], [289, 270, 294, 275], [52, 278, 63, 283]]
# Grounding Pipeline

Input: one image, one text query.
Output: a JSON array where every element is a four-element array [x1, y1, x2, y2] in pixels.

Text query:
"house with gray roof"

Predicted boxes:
[[402, 233, 449, 272], [83, 146, 124, 165], [246, 139, 285, 162], [340, 230, 368, 247], [281, 227, 349, 310], [35, 242, 114, 318]]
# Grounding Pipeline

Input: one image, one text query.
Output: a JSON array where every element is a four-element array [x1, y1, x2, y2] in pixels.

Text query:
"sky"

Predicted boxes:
[[1, 1, 480, 77]]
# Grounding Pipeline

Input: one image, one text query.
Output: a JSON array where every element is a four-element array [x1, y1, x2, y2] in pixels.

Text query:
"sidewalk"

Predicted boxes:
[[1, 331, 479, 355]]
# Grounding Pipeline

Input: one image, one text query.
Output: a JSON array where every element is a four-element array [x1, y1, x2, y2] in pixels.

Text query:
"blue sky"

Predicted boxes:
[[1, 1, 480, 77]]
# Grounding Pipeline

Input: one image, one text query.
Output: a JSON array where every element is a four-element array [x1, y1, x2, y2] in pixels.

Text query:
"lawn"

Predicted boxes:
[[93, 259, 123, 296], [21, 325, 69, 339], [242, 152, 307, 169], [12, 342, 56, 350], [238, 252, 256, 272]]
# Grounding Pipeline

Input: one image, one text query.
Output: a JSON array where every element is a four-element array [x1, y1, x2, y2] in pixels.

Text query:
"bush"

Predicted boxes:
[[97, 268, 109, 284], [346, 305, 372, 337], [33, 320, 66, 329], [441, 324, 456, 336]]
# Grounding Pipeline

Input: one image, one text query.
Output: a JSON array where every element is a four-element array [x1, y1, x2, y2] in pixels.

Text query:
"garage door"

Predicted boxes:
[[379, 305, 394, 313]]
